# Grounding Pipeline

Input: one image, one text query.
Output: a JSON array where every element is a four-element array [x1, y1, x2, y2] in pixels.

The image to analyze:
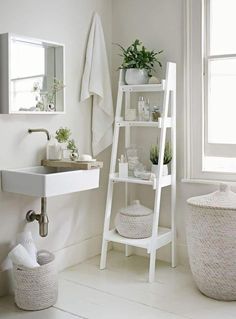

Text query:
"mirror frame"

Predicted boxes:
[[0, 33, 65, 114]]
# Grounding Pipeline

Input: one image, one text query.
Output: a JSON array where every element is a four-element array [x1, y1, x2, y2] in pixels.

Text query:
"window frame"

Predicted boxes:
[[184, 0, 236, 182], [204, 0, 236, 158]]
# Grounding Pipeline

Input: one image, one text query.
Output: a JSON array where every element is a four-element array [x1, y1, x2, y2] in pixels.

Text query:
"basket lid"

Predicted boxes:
[[120, 200, 153, 216], [187, 183, 236, 210]]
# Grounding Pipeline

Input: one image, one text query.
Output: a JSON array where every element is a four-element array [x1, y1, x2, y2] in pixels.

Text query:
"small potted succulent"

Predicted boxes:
[[55, 127, 79, 160], [116, 39, 163, 85], [150, 142, 172, 176]]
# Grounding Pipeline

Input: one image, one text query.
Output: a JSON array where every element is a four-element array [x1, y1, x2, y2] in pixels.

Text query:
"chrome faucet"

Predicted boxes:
[[28, 128, 51, 141]]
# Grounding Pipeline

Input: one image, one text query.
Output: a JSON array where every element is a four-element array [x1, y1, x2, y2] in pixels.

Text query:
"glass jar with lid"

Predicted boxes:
[[151, 106, 161, 122]]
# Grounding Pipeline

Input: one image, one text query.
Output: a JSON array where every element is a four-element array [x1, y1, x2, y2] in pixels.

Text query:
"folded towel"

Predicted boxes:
[[16, 231, 37, 264], [8, 244, 39, 268], [81, 13, 114, 156]]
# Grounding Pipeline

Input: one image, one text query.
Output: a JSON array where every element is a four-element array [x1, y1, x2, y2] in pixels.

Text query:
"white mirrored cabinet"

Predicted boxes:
[[0, 33, 65, 114]]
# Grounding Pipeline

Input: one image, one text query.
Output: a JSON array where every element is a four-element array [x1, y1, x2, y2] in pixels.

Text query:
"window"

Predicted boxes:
[[10, 40, 45, 111], [185, 0, 236, 181]]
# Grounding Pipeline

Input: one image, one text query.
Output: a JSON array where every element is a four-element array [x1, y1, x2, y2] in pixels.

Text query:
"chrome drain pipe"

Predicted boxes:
[[26, 197, 49, 237]]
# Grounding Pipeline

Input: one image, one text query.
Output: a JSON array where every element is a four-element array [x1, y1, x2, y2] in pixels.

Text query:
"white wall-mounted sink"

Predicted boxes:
[[1, 166, 100, 197]]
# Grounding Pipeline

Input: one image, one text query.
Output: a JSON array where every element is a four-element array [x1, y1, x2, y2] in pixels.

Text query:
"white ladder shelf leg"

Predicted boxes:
[[100, 80, 124, 270]]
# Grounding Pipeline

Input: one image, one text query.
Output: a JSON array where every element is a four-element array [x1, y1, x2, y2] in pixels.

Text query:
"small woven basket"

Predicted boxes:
[[187, 184, 236, 301], [13, 251, 58, 310], [115, 200, 153, 239]]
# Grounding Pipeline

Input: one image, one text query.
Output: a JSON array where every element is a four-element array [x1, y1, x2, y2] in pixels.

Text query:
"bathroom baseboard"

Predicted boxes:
[[54, 234, 104, 272]]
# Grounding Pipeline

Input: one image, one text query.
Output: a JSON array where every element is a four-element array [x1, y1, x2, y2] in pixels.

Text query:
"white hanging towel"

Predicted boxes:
[[80, 13, 114, 156]]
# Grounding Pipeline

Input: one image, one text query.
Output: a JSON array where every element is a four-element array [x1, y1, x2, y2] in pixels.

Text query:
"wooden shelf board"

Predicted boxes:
[[42, 159, 103, 170]]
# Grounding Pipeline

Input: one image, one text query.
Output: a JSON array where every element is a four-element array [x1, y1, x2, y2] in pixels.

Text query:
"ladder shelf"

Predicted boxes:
[[100, 62, 176, 283]]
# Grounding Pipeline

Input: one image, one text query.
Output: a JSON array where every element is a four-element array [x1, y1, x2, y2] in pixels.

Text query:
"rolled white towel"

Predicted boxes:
[[16, 231, 37, 264], [8, 244, 39, 268]]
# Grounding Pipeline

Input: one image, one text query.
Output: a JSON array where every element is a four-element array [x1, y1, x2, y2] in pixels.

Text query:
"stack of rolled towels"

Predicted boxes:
[[5, 231, 52, 269]]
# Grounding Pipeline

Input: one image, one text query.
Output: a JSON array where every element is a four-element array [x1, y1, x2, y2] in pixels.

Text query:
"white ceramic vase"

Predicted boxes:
[[151, 164, 168, 176], [125, 69, 149, 85]]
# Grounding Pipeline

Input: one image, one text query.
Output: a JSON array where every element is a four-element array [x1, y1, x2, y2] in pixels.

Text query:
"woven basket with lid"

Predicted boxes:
[[115, 200, 153, 239], [187, 184, 236, 300]]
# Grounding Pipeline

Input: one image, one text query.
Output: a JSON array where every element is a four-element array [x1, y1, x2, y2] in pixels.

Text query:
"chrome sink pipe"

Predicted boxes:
[[26, 128, 50, 237], [26, 198, 49, 237], [28, 128, 51, 141]]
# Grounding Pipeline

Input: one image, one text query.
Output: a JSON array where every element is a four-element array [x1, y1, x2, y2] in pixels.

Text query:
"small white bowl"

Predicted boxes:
[[78, 154, 96, 162]]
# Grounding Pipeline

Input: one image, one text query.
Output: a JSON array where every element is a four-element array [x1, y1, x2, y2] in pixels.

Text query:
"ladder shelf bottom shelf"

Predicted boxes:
[[105, 227, 172, 252], [110, 173, 172, 189]]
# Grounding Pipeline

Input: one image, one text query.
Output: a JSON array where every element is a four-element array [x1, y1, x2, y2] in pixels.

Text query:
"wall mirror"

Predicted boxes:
[[0, 33, 65, 114]]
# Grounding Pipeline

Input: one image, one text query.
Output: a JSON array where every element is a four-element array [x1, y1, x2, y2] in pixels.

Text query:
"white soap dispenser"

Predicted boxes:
[[118, 154, 128, 178], [46, 135, 62, 160]]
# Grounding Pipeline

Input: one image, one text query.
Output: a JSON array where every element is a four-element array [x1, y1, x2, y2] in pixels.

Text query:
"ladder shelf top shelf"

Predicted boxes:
[[120, 80, 165, 92], [105, 227, 172, 251]]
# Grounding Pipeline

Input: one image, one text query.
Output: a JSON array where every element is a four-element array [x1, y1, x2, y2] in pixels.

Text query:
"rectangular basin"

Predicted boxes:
[[1, 166, 100, 197]]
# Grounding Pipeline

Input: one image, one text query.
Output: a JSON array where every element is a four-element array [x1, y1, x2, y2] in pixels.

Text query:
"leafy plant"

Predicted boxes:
[[67, 139, 78, 153], [55, 127, 71, 143], [150, 143, 172, 165], [116, 39, 163, 76], [32, 78, 65, 111], [47, 78, 65, 104], [55, 128, 79, 157]]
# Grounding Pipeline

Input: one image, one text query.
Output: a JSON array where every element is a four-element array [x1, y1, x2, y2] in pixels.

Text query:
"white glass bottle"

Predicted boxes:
[[46, 135, 62, 160], [138, 96, 145, 121], [143, 98, 150, 121]]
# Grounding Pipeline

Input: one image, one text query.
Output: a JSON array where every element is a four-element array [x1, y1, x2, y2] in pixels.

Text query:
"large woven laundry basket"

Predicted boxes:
[[115, 200, 153, 239], [13, 251, 58, 310], [187, 184, 236, 300]]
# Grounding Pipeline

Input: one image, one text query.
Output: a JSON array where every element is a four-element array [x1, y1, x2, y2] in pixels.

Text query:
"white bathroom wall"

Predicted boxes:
[[111, 0, 217, 264], [0, 0, 112, 294]]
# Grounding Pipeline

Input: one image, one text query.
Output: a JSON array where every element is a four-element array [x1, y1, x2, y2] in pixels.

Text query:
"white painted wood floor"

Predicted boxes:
[[0, 250, 236, 319]]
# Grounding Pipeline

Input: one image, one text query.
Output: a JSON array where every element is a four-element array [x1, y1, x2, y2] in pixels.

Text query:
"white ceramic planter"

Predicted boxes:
[[151, 164, 168, 176], [125, 69, 149, 85]]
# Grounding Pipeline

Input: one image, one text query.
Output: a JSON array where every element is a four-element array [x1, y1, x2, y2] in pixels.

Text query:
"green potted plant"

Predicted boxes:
[[150, 142, 172, 176], [116, 39, 163, 85], [55, 127, 79, 160]]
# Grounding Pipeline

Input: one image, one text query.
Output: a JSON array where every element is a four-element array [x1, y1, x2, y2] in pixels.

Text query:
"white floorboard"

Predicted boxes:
[[1, 251, 236, 319]]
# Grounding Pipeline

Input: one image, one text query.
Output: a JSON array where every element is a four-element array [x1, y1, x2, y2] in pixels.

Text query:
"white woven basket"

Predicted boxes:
[[13, 251, 58, 310], [115, 200, 153, 239], [187, 184, 236, 301]]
